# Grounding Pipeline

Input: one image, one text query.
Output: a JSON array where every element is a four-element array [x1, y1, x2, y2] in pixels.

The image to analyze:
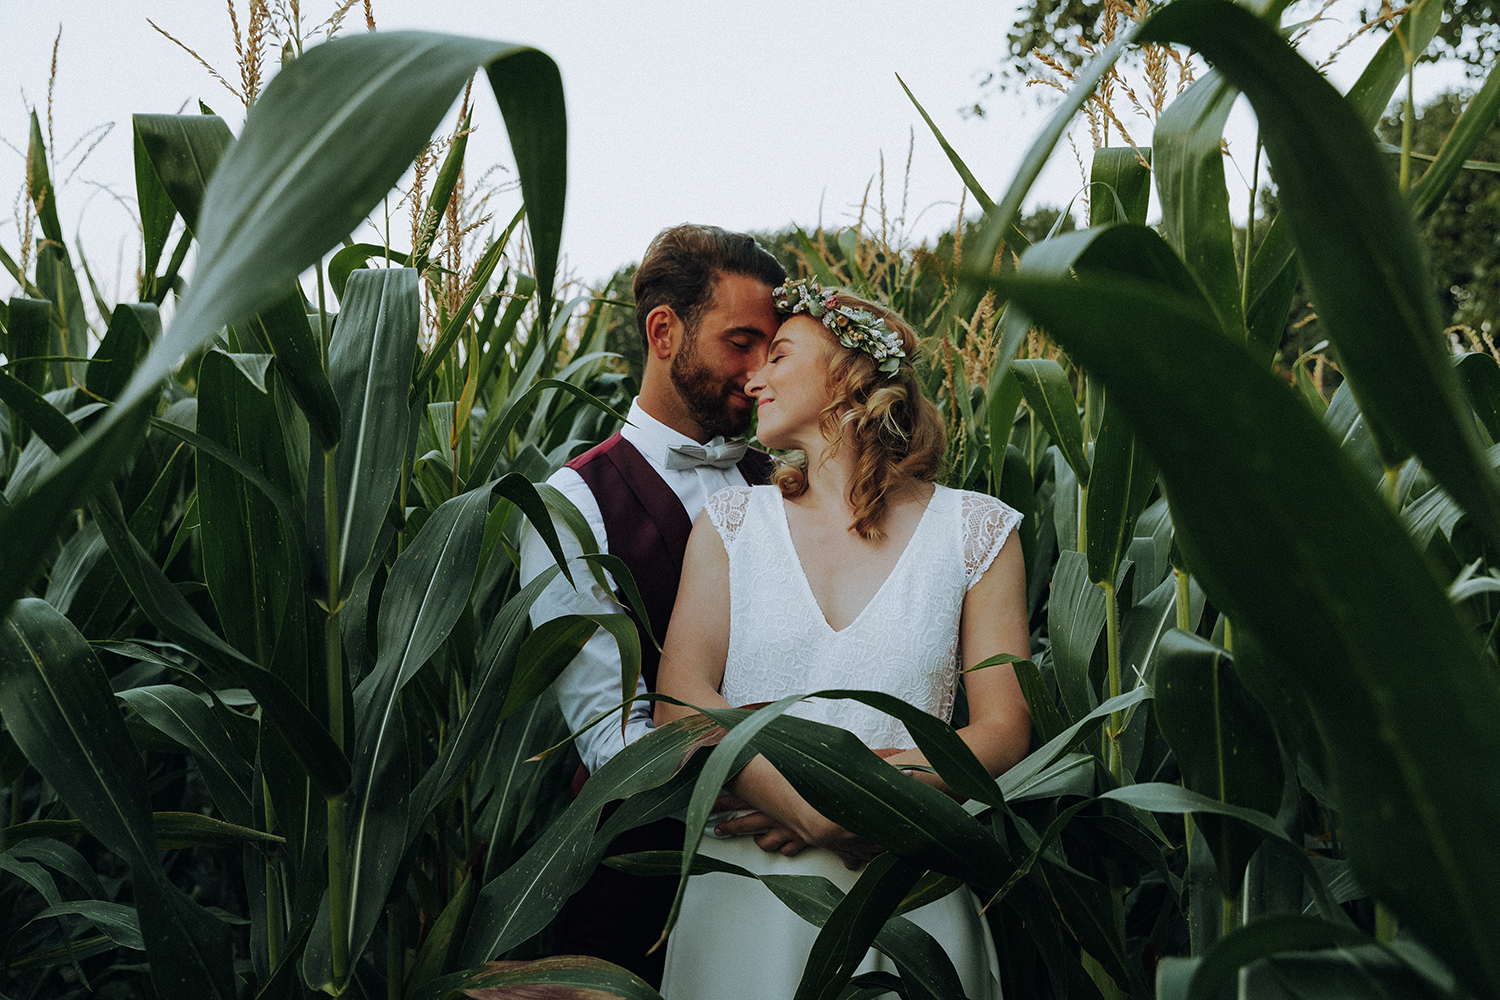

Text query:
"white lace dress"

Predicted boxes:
[[659, 484, 1022, 1000]]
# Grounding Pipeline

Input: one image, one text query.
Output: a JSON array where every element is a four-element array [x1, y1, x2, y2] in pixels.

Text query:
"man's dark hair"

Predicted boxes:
[[633, 224, 786, 346]]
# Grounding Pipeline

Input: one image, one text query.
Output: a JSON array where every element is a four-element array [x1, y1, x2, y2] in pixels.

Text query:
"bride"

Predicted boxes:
[[653, 279, 1033, 998]]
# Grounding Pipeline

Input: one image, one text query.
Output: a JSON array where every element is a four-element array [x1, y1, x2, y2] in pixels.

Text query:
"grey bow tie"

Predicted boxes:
[[665, 437, 748, 471]]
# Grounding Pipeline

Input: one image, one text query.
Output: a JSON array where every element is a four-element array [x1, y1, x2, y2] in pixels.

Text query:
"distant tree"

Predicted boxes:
[[1378, 90, 1500, 336], [974, 0, 1496, 114]]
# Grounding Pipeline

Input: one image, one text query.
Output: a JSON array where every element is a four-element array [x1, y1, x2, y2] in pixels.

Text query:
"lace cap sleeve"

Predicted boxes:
[[962, 492, 1023, 590], [704, 486, 754, 548]]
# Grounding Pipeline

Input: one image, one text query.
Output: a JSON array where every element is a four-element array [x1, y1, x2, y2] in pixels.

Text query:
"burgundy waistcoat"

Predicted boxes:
[[565, 432, 774, 692]]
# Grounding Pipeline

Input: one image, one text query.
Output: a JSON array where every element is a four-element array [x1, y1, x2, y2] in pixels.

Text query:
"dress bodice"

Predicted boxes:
[[704, 484, 1022, 749]]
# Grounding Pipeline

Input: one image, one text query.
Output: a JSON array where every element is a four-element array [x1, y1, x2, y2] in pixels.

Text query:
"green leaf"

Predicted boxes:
[[1142, 0, 1500, 541], [1410, 60, 1500, 221], [89, 304, 158, 402], [131, 113, 234, 236], [1010, 359, 1088, 485], [1088, 146, 1152, 227], [794, 854, 927, 1000], [309, 267, 418, 601], [245, 288, 341, 449], [410, 565, 561, 823], [0, 598, 235, 1000], [1048, 551, 1105, 722], [117, 685, 255, 828], [328, 243, 411, 301], [998, 224, 1500, 997], [1185, 914, 1370, 1000], [6, 297, 50, 395], [897, 75, 994, 213], [24, 900, 145, 951], [498, 614, 608, 719], [1085, 397, 1157, 587], [1154, 70, 1245, 340], [27, 111, 62, 243], [196, 351, 302, 672], [458, 714, 722, 966], [1153, 630, 1281, 895], [483, 47, 566, 325], [21, 35, 566, 606]]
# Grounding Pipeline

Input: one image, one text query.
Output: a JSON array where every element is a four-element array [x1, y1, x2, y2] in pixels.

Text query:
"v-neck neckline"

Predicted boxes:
[[772, 486, 942, 635]]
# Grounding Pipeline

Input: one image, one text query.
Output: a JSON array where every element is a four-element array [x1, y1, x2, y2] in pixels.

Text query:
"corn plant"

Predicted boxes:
[[0, 27, 670, 1000]]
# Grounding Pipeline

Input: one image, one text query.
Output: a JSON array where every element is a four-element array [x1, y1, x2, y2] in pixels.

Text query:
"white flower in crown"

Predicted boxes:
[[773, 278, 906, 374]]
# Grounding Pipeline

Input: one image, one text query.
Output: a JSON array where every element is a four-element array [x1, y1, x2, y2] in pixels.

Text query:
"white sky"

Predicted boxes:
[[1, 0, 1469, 319]]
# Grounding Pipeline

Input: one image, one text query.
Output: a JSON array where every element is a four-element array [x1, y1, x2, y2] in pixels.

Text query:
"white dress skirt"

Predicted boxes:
[[658, 485, 1022, 1000]]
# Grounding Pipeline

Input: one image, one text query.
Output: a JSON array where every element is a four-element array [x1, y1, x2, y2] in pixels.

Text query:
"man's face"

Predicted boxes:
[[669, 273, 781, 438]]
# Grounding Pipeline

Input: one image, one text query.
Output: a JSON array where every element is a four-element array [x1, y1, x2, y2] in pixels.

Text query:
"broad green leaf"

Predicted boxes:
[[6, 35, 568, 624], [1039, 858, 1143, 996], [307, 484, 492, 986], [1184, 914, 1370, 1000], [1154, 70, 1245, 340], [794, 854, 926, 1000], [1010, 359, 1088, 485], [1048, 551, 1105, 722], [245, 288, 341, 449], [0, 598, 235, 999], [23, 900, 145, 951], [131, 113, 234, 236], [999, 224, 1500, 997], [458, 713, 722, 965], [707, 708, 1012, 892], [1088, 146, 1152, 227], [328, 243, 411, 300], [34, 243, 88, 391], [498, 614, 609, 719], [1459, 353, 1500, 443], [1343, 0, 1443, 127], [1153, 630, 1281, 896], [309, 267, 418, 601], [6, 297, 49, 395], [89, 304, 158, 402], [1085, 397, 1157, 587], [1141, 0, 1500, 542], [132, 121, 177, 281], [117, 684, 254, 827], [197, 351, 302, 673]]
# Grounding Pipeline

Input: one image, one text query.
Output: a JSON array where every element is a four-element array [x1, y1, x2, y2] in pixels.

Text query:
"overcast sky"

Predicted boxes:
[[1, 1, 1465, 316]]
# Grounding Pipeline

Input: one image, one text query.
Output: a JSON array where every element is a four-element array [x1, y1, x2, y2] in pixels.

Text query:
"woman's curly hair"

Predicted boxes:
[[772, 291, 946, 540]]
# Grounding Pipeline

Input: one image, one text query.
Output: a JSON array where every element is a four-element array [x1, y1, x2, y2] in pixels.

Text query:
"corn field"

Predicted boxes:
[[2, 1, 1499, 998]]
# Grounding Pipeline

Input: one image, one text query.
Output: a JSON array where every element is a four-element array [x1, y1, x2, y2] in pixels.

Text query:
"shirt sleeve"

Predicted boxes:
[[517, 467, 655, 774]]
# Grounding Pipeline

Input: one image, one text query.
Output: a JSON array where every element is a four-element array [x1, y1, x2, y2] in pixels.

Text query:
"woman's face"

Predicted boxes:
[[745, 315, 835, 451]]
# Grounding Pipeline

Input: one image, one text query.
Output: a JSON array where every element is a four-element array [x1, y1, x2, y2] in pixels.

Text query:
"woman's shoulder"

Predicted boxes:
[[939, 485, 1023, 523], [703, 485, 769, 546], [932, 487, 1023, 587]]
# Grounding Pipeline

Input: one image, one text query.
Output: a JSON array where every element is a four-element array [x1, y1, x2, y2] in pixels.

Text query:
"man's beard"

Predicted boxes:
[[670, 332, 750, 439]]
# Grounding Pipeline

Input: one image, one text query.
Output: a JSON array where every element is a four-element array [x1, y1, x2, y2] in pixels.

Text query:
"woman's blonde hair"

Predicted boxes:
[[772, 291, 946, 540]]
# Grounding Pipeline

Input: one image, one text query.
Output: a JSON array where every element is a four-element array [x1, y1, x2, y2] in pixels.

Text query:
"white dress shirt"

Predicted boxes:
[[517, 399, 753, 773]]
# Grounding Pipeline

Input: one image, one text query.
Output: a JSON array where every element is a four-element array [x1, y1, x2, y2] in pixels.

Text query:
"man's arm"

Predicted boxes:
[[517, 469, 654, 774]]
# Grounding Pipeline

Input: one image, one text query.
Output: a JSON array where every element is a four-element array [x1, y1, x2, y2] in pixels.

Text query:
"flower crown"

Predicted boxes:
[[773, 278, 906, 374]]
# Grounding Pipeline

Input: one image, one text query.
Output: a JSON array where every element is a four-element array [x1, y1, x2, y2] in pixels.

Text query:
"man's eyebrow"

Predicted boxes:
[[727, 325, 771, 338]]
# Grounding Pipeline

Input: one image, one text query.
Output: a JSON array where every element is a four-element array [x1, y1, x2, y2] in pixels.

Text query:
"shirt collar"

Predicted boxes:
[[619, 398, 717, 470]]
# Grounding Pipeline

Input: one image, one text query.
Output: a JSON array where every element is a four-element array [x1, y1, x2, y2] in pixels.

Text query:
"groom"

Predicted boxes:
[[517, 223, 785, 985]]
